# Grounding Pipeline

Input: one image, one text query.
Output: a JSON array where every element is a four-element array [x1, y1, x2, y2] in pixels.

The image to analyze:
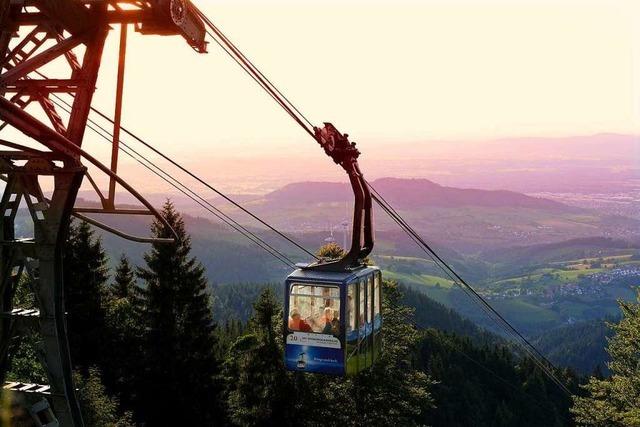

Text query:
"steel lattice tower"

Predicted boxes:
[[0, 1, 206, 425]]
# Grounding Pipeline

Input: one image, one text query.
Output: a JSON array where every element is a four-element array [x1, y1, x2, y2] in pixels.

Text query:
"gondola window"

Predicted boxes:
[[288, 284, 341, 334]]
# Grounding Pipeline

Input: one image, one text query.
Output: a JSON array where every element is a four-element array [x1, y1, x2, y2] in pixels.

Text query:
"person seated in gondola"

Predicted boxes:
[[321, 307, 340, 336], [289, 308, 312, 332]]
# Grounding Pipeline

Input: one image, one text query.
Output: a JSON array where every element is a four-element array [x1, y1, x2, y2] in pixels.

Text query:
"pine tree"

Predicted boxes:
[[64, 220, 109, 370], [493, 400, 514, 426], [102, 255, 144, 413], [74, 367, 134, 427], [224, 288, 292, 426], [112, 254, 135, 299], [572, 290, 640, 426], [6, 278, 47, 384], [317, 242, 346, 259], [136, 201, 224, 426], [317, 242, 372, 265], [349, 280, 435, 426]]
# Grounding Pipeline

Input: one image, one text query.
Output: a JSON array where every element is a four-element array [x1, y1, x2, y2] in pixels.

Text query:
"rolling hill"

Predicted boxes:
[[262, 178, 576, 211], [214, 178, 639, 252]]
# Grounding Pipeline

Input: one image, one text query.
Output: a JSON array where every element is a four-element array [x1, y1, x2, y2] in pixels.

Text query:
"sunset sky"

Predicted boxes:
[[92, 0, 638, 146], [8, 0, 640, 193]]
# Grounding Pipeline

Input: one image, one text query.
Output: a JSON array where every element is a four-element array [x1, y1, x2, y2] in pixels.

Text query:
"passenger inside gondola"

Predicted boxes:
[[321, 307, 340, 336], [288, 284, 341, 334], [289, 308, 312, 332]]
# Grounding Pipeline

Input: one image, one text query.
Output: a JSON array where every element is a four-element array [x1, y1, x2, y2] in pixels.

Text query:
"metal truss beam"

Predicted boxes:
[[1, 35, 84, 86], [0, 2, 206, 425]]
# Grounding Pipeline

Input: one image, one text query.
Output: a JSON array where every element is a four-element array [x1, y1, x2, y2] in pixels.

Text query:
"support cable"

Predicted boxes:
[[46, 95, 297, 268], [32, 70, 319, 262], [86, 107, 319, 261], [387, 297, 571, 411], [191, 4, 316, 136], [368, 182, 572, 396]]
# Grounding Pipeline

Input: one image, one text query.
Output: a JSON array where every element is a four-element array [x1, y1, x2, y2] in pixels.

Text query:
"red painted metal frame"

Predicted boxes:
[[0, 0, 206, 234], [0, 4, 206, 424]]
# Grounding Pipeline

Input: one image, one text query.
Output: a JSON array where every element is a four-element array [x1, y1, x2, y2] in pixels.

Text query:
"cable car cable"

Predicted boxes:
[[43, 86, 319, 265], [372, 193, 534, 355], [79, 115, 297, 268], [387, 299, 571, 411], [33, 70, 319, 263], [370, 185, 542, 355], [368, 184, 572, 396], [203, 19, 315, 130], [113, 138, 297, 268], [88, 122, 297, 268], [46, 95, 298, 268], [191, 4, 316, 135], [86, 105, 320, 262], [200, 31, 312, 136], [376, 198, 571, 396], [173, 6, 571, 394], [370, 189, 566, 388]]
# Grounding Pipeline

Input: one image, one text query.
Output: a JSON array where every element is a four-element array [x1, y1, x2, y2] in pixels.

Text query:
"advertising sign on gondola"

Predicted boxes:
[[285, 332, 344, 375]]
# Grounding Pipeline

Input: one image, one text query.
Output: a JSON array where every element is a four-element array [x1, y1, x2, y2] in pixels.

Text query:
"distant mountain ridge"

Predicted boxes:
[[264, 177, 574, 211]]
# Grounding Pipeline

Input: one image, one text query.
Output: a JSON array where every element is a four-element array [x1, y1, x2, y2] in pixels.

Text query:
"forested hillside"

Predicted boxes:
[[5, 204, 634, 426], [532, 319, 612, 375], [418, 330, 576, 427]]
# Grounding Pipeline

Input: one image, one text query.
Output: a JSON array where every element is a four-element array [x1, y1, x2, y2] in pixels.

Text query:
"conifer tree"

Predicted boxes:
[[6, 278, 46, 384], [136, 201, 224, 425], [112, 254, 135, 299], [317, 242, 372, 265], [572, 290, 640, 426], [74, 367, 134, 427], [224, 288, 292, 426], [102, 254, 144, 412], [64, 220, 110, 370], [317, 242, 346, 259], [348, 280, 435, 426]]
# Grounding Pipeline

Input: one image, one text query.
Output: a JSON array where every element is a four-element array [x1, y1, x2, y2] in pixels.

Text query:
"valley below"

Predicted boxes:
[[19, 174, 640, 375]]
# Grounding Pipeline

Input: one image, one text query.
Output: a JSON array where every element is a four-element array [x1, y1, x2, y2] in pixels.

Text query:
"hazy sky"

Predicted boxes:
[[9, 0, 640, 193], [88, 1, 639, 152]]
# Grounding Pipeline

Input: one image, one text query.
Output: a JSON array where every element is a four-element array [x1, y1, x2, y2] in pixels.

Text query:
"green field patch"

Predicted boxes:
[[554, 268, 604, 282], [492, 266, 605, 288], [550, 254, 635, 267], [491, 268, 559, 286], [488, 298, 561, 323], [566, 263, 591, 270], [383, 270, 455, 289]]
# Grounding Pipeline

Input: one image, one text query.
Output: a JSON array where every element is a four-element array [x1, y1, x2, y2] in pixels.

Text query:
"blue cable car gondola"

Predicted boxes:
[[284, 123, 382, 375], [284, 267, 382, 375]]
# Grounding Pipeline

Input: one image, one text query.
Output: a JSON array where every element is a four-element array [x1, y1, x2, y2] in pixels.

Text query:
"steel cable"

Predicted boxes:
[[46, 94, 298, 268]]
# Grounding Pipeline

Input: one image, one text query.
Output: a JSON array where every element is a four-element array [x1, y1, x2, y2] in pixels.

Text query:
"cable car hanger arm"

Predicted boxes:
[[190, 4, 374, 271], [304, 123, 374, 272]]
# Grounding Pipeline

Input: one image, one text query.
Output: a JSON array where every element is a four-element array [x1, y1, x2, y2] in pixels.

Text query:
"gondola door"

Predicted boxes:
[[359, 278, 372, 370], [345, 281, 358, 375]]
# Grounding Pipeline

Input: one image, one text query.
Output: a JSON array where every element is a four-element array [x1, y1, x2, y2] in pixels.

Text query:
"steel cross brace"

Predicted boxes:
[[0, 158, 86, 426]]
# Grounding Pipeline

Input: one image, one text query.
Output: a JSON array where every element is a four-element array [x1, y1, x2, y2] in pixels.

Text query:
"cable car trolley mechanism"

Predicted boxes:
[[284, 124, 382, 375]]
